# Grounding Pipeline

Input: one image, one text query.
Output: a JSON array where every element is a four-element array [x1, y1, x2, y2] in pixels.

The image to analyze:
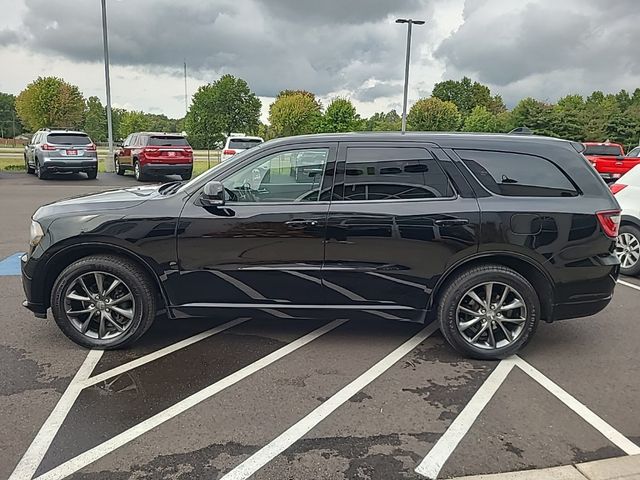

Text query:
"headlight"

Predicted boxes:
[[30, 220, 44, 247]]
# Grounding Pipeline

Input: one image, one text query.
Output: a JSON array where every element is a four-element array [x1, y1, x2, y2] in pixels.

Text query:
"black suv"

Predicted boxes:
[[21, 133, 621, 359]]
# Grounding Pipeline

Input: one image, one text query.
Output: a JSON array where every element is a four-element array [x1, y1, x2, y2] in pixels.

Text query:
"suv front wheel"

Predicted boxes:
[[438, 264, 540, 360], [35, 160, 48, 180], [50, 254, 157, 349]]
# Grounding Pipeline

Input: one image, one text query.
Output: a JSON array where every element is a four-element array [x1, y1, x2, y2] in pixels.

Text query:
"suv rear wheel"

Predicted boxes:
[[134, 160, 145, 182], [50, 254, 157, 349], [438, 264, 540, 360], [616, 224, 640, 276]]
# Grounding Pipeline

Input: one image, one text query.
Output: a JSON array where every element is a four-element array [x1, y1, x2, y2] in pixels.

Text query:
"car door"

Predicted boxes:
[[26, 132, 40, 165], [118, 134, 132, 165], [171, 142, 337, 317], [322, 141, 480, 321]]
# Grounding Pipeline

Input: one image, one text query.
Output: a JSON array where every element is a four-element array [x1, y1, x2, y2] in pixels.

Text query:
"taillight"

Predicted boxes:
[[143, 147, 159, 156], [610, 183, 627, 195], [596, 210, 621, 238], [85, 143, 96, 151], [41, 144, 55, 150], [223, 149, 236, 156]]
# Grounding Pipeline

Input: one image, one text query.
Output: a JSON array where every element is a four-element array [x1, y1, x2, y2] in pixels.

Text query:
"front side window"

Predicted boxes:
[[223, 148, 329, 203], [457, 149, 578, 197], [336, 146, 454, 201]]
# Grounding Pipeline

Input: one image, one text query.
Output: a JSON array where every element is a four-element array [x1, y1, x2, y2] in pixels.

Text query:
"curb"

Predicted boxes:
[[449, 454, 640, 480]]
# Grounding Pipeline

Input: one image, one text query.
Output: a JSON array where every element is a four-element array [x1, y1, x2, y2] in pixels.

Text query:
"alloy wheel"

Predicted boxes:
[[456, 281, 527, 350], [616, 232, 640, 269], [63, 271, 135, 340]]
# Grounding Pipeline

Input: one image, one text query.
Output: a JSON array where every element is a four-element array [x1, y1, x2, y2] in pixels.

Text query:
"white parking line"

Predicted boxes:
[[34, 319, 348, 480], [9, 350, 104, 480], [618, 279, 640, 292], [81, 317, 249, 388], [220, 321, 439, 480], [513, 356, 640, 455], [414, 358, 516, 479]]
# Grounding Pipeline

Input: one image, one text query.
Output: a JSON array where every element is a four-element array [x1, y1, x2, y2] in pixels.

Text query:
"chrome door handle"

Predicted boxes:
[[434, 218, 469, 226]]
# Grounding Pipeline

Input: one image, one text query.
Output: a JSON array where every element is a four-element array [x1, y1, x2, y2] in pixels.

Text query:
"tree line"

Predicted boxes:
[[3, 75, 640, 150]]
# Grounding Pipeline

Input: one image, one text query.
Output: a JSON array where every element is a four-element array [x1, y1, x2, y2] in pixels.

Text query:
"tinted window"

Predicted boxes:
[[149, 135, 189, 146], [583, 145, 623, 156], [627, 147, 640, 158], [223, 148, 329, 203], [458, 149, 578, 197], [337, 147, 454, 201], [47, 133, 91, 145], [229, 138, 262, 150]]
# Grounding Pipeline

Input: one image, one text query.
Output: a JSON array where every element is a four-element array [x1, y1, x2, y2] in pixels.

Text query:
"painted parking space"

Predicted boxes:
[[0, 252, 22, 276], [1, 174, 640, 480]]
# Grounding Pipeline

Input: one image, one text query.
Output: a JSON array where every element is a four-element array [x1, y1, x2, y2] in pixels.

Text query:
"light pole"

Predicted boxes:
[[101, 0, 115, 172], [396, 18, 425, 133]]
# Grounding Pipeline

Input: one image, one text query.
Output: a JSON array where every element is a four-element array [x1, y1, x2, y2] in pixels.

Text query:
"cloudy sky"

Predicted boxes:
[[0, 0, 638, 121]]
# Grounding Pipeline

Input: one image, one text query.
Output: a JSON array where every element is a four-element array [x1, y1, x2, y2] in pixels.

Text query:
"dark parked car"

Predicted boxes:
[[24, 128, 98, 180], [114, 132, 193, 181], [22, 133, 621, 359]]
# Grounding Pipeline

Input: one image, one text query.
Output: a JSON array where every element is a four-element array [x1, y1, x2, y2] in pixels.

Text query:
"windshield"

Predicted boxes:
[[583, 145, 623, 156], [148, 136, 189, 146], [229, 138, 262, 150], [47, 133, 92, 145]]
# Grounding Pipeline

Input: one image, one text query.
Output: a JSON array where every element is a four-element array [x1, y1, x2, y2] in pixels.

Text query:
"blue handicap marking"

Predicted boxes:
[[0, 252, 24, 276]]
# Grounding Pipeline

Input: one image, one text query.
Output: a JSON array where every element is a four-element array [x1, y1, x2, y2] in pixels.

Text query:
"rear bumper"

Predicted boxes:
[[141, 163, 192, 175], [42, 159, 97, 173]]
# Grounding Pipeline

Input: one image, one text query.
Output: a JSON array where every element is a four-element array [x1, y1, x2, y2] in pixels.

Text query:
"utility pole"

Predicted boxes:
[[184, 59, 188, 116], [101, 0, 115, 172], [396, 18, 425, 133]]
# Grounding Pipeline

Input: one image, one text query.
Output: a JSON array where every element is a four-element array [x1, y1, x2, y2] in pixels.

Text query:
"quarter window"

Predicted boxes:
[[223, 148, 329, 203], [457, 149, 578, 197], [337, 147, 454, 201]]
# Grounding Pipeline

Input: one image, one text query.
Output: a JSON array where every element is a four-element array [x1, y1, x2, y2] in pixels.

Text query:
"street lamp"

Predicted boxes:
[[396, 18, 425, 133], [101, 0, 115, 172]]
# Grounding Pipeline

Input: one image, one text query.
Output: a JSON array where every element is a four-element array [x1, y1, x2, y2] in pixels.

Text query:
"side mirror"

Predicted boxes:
[[201, 180, 225, 206]]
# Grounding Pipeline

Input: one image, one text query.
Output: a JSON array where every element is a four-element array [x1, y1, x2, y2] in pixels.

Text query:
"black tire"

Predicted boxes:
[[438, 264, 540, 360], [180, 171, 192, 181], [35, 160, 48, 180], [86, 169, 98, 180], [25, 155, 35, 174], [617, 224, 640, 276], [50, 254, 157, 349], [133, 160, 145, 182], [115, 156, 125, 176]]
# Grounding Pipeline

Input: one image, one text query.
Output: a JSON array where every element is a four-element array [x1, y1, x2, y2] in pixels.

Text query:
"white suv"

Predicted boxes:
[[611, 164, 640, 276], [221, 135, 263, 162]]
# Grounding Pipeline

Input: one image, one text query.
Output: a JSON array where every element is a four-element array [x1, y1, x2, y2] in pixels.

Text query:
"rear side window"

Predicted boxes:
[[337, 147, 454, 201], [457, 149, 578, 197], [47, 133, 91, 145], [627, 147, 640, 158], [229, 138, 262, 149]]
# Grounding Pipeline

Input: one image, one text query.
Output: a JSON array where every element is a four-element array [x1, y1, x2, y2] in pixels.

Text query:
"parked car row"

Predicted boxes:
[[611, 164, 640, 276], [583, 141, 640, 183], [23, 129, 264, 181]]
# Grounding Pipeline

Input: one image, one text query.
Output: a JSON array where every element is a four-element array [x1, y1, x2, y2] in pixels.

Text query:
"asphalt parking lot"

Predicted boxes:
[[1, 171, 639, 480]]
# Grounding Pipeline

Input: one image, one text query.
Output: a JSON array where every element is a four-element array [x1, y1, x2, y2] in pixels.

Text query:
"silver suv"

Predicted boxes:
[[24, 128, 98, 180]]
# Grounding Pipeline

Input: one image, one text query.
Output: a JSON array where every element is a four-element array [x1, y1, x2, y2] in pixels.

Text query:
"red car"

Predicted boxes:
[[583, 142, 640, 182], [115, 132, 193, 182]]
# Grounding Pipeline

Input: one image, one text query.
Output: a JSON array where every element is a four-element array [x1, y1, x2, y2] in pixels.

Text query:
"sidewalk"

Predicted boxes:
[[451, 454, 640, 480]]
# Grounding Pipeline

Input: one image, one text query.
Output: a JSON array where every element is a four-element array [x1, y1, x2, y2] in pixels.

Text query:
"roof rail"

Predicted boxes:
[[508, 126, 534, 135]]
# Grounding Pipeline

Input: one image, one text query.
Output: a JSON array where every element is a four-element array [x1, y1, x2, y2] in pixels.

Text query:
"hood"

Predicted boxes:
[[34, 184, 161, 220]]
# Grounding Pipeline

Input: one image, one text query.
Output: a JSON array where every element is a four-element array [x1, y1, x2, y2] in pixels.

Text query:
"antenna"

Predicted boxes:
[[183, 59, 188, 116]]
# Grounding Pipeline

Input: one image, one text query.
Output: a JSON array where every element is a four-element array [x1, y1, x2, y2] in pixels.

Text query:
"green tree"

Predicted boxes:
[[364, 110, 401, 131], [551, 94, 585, 141], [407, 97, 461, 131], [321, 98, 361, 132], [582, 93, 620, 141], [84, 96, 107, 142], [15, 76, 85, 131], [185, 74, 261, 149], [0, 92, 23, 138], [432, 77, 505, 116], [606, 110, 640, 149], [462, 105, 500, 132], [268, 91, 322, 137], [511, 97, 556, 136], [118, 111, 151, 139]]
